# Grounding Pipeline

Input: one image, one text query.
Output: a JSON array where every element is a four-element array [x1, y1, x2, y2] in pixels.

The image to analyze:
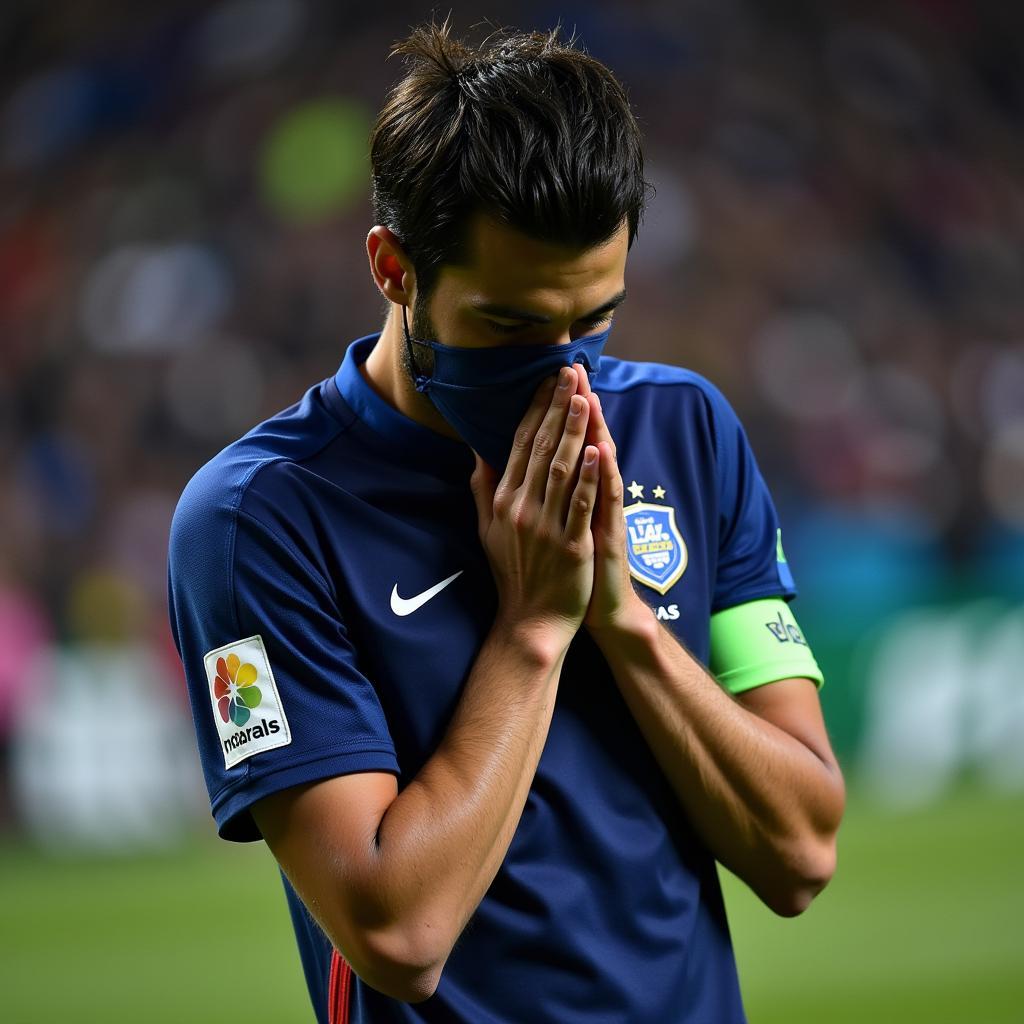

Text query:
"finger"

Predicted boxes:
[[500, 373, 560, 494], [585, 392, 616, 456], [593, 440, 624, 540], [564, 444, 601, 542], [541, 393, 590, 528], [573, 362, 591, 398], [521, 366, 579, 501], [469, 451, 498, 538]]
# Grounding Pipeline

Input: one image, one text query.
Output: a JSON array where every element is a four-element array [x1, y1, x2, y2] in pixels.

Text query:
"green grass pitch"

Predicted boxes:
[[720, 787, 1024, 1023], [1, 788, 1021, 1023]]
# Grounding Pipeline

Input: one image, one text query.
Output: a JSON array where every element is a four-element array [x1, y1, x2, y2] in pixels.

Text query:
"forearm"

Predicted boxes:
[[591, 598, 844, 916], [367, 621, 565, 964]]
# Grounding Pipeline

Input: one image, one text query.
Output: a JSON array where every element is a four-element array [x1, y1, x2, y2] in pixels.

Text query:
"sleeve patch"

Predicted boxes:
[[775, 528, 795, 590], [203, 634, 293, 769]]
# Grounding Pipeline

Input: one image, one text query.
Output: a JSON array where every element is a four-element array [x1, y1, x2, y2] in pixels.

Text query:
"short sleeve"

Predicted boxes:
[[168, 463, 398, 842], [703, 383, 797, 612]]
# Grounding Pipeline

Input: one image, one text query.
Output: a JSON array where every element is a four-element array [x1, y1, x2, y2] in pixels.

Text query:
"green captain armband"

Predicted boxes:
[[709, 598, 824, 695]]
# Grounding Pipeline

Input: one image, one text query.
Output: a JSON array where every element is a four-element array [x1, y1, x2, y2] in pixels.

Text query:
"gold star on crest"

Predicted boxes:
[[652, 485, 666, 500], [627, 480, 644, 500]]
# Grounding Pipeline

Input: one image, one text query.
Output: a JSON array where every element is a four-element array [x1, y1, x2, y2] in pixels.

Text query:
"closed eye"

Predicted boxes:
[[474, 289, 626, 335], [580, 313, 614, 331], [486, 313, 615, 336], [486, 320, 531, 335]]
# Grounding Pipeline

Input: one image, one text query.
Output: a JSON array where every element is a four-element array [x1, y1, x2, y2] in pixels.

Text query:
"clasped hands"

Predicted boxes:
[[470, 364, 646, 651]]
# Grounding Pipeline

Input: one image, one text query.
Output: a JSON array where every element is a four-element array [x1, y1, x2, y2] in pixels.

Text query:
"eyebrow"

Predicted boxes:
[[471, 289, 627, 324]]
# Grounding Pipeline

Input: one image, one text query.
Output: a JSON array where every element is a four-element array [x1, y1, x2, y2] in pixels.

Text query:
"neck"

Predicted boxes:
[[359, 306, 462, 441]]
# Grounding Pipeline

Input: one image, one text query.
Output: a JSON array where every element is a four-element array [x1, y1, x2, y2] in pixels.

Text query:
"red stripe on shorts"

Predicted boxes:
[[328, 949, 352, 1024]]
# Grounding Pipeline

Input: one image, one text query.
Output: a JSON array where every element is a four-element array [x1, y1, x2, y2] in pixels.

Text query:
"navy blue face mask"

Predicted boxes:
[[402, 305, 611, 471]]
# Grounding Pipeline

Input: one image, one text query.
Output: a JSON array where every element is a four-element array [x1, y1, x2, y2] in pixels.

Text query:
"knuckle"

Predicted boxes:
[[492, 487, 512, 516], [509, 501, 533, 531], [512, 426, 534, 454], [532, 431, 554, 458], [572, 494, 592, 517], [548, 458, 570, 482]]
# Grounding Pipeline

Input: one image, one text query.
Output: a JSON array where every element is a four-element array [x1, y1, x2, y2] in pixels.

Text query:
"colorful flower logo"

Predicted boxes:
[[214, 652, 263, 726]]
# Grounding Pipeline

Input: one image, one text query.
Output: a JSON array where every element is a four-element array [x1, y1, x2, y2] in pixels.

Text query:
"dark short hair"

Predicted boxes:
[[370, 20, 648, 302]]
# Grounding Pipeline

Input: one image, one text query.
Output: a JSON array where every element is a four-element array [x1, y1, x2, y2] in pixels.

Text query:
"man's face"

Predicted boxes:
[[411, 214, 629, 351]]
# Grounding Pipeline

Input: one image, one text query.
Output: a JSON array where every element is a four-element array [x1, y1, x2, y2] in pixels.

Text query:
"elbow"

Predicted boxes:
[[762, 772, 845, 918], [334, 919, 451, 1004], [360, 959, 442, 1005], [370, 965, 443, 1005], [759, 837, 838, 919], [762, 884, 822, 919]]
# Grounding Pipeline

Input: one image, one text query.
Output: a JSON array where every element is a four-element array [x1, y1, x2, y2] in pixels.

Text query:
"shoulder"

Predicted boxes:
[[595, 354, 743, 444], [597, 354, 738, 411], [169, 381, 351, 565], [596, 353, 715, 394]]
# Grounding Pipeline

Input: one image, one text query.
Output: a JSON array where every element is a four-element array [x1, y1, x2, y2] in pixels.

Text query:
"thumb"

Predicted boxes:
[[469, 450, 498, 535], [594, 441, 624, 542]]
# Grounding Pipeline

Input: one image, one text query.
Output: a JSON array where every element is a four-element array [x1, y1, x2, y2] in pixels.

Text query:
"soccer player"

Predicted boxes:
[[169, 22, 845, 1024]]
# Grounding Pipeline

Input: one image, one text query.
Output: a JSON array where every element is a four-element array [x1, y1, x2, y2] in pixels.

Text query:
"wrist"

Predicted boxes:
[[489, 612, 576, 671], [586, 591, 659, 653]]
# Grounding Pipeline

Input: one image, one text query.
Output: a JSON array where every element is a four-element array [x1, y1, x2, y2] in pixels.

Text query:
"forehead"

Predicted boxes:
[[438, 214, 628, 311]]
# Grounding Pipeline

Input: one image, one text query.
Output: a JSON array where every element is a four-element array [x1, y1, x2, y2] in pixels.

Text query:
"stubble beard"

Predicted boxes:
[[401, 297, 437, 386]]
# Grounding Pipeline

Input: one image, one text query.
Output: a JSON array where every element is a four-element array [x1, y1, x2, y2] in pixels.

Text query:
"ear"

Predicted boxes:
[[367, 226, 416, 306]]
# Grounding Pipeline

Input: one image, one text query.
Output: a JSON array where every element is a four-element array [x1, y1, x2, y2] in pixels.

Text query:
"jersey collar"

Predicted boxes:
[[329, 333, 473, 477]]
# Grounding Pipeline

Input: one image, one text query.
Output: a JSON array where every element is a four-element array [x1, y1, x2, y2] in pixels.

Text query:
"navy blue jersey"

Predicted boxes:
[[168, 333, 796, 1024]]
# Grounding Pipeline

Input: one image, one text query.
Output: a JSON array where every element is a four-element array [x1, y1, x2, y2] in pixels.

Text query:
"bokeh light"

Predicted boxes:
[[259, 97, 371, 222]]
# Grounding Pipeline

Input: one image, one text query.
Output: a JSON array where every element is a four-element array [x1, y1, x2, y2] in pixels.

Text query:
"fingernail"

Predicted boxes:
[[584, 447, 597, 465], [558, 368, 572, 388]]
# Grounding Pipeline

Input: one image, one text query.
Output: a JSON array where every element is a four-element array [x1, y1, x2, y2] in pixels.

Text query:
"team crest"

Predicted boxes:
[[624, 501, 688, 594]]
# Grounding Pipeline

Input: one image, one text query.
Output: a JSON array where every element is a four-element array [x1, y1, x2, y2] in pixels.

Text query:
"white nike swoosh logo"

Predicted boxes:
[[390, 571, 464, 616]]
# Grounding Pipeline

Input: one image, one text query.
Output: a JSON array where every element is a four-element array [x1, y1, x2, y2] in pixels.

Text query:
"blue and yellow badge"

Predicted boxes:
[[623, 480, 687, 595]]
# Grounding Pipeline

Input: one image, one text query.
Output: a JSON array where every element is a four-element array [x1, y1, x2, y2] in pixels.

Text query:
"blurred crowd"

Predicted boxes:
[[2, 0, 1023, 839]]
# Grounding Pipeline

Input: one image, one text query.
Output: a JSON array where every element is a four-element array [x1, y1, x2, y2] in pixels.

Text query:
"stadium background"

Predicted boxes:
[[1, 0, 1021, 1020]]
